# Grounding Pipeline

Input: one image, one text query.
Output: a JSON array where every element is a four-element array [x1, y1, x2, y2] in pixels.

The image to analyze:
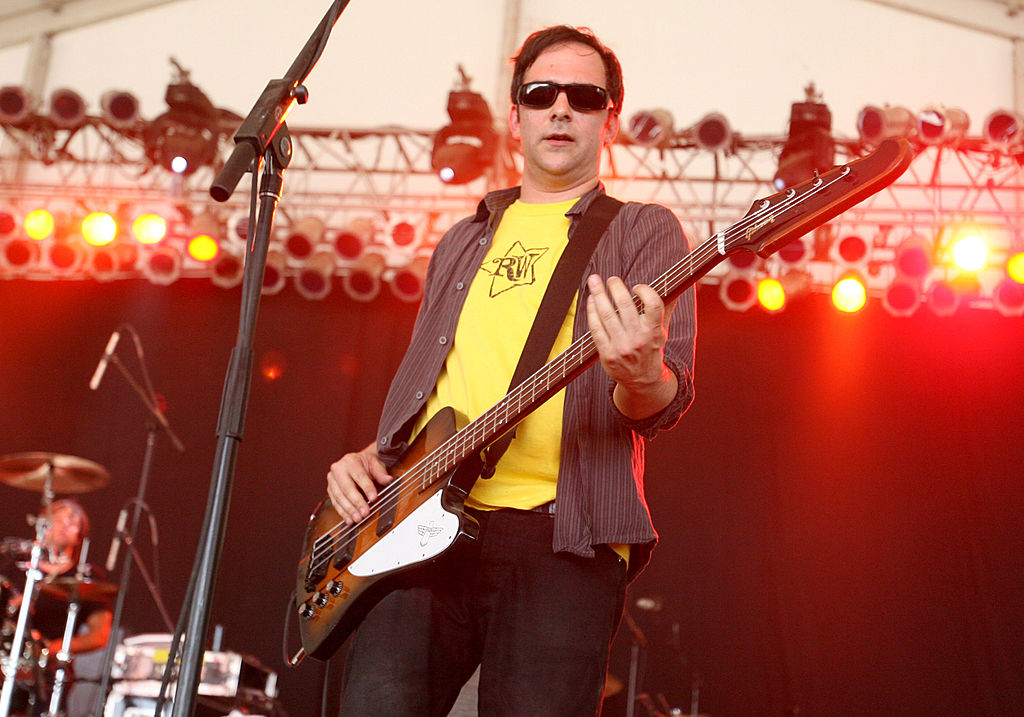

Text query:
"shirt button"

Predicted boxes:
[[415, 391, 424, 400], [380, 437, 387, 445], [439, 336, 448, 345], [478, 237, 487, 245], [456, 282, 464, 291]]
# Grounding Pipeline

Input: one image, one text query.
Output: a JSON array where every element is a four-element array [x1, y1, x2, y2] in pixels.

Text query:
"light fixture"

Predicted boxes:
[[1, 238, 39, 273], [757, 270, 810, 313], [983, 109, 1023, 153], [0, 208, 18, 239], [342, 249, 386, 302], [283, 216, 325, 264], [431, 66, 497, 185], [831, 272, 867, 313], [294, 252, 336, 300], [48, 88, 87, 130], [773, 84, 834, 191], [628, 109, 674, 148], [927, 281, 959, 316], [882, 279, 921, 317], [692, 112, 732, 153], [993, 279, 1024, 316], [333, 217, 375, 265], [44, 238, 86, 275], [210, 250, 244, 288], [718, 273, 757, 311], [143, 60, 222, 175], [893, 234, 933, 282], [24, 209, 54, 241], [389, 249, 431, 303], [0, 86, 36, 125], [141, 244, 182, 285], [856, 105, 915, 146], [829, 232, 870, 269], [917, 105, 969, 146], [100, 90, 141, 132], [81, 212, 118, 246], [262, 250, 287, 295]]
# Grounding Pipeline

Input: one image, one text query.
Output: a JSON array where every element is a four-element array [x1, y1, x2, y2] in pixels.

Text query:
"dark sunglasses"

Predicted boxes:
[[516, 82, 611, 112]]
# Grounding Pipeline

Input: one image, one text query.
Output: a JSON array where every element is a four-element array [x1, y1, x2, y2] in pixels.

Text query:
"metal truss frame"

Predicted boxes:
[[1, 118, 1022, 309]]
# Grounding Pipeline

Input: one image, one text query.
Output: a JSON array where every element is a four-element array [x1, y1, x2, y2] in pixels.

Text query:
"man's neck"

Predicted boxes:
[[518, 175, 599, 204]]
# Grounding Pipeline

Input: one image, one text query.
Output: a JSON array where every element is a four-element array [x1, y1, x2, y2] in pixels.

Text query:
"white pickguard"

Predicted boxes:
[[347, 491, 460, 577]]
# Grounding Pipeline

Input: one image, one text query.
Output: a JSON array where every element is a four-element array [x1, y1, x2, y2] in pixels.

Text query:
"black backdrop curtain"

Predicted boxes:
[[0, 277, 1021, 716]]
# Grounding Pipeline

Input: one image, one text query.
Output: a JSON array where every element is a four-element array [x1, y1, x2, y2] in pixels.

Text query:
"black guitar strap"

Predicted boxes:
[[479, 193, 623, 479]]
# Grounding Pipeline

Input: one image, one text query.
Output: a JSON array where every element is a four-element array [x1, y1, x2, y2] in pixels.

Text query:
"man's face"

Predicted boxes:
[[509, 42, 619, 197], [46, 506, 81, 551]]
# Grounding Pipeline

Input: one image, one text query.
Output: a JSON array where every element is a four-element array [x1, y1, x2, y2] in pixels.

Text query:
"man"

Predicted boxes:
[[327, 25, 696, 716], [5, 499, 113, 716]]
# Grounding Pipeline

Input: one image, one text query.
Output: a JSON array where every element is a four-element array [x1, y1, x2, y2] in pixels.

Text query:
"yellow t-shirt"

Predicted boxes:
[[412, 197, 631, 565], [414, 197, 578, 510]]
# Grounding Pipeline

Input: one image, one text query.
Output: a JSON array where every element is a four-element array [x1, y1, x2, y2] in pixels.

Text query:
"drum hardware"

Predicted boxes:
[[0, 507, 52, 717], [0, 453, 113, 717], [46, 537, 93, 717]]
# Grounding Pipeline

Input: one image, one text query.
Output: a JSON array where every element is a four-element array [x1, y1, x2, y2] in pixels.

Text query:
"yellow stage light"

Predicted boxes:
[[1007, 252, 1024, 284], [81, 212, 118, 246], [757, 278, 786, 312], [24, 209, 54, 240], [832, 274, 867, 313], [132, 213, 168, 244], [951, 232, 987, 272], [187, 234, 220, 262]]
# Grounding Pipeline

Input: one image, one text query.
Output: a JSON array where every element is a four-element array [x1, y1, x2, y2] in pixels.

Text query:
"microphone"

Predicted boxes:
[[89, 330, 121, 390], [105, 507, 129, 572]]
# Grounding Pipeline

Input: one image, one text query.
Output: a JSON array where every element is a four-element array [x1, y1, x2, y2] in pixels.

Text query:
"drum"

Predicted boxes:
[[0, 629, 51, 716]]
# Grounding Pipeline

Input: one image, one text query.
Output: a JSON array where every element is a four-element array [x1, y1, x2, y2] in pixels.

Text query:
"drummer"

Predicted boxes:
[[8, 499, 113, 656]]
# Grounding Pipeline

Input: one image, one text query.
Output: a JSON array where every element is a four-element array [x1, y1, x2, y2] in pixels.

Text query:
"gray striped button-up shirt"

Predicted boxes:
[[375, 184, 696, 578]]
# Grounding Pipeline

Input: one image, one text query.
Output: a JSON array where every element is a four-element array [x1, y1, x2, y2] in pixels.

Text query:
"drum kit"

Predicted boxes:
[[0, 452, 117, 717]]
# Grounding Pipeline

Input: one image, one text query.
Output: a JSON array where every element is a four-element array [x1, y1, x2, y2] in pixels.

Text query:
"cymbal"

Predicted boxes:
[[38, 576, 118, 603], [0, 452, 110, 494]]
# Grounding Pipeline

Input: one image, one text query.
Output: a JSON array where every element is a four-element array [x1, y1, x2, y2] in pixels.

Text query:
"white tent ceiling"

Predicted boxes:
[[0, 0, 1021, 138]]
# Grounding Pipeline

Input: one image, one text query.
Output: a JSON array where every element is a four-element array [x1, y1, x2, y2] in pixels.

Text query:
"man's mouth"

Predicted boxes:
[[544, 132, 574, 144]]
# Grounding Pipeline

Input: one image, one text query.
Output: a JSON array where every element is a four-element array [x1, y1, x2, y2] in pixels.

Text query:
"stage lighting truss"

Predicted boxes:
[[1, 89, 1023, 313]]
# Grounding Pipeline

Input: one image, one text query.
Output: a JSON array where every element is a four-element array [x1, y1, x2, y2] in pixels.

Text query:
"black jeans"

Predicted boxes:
[[339, 508, 628, 717]]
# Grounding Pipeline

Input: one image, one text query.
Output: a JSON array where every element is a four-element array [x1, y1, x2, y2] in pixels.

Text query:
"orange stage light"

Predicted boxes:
[[81, 212, 118, 246], [832, 274, 867, 313], [132, 213, 167, 244], [187, 234, 219, 262], [24, 209, 55, 240]]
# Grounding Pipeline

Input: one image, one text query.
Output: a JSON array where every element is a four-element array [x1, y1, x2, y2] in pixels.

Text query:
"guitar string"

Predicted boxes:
[[305, 171, 852, 576]]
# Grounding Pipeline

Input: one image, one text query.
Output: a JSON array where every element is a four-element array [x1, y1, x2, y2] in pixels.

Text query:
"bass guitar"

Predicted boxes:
[[295, 137, 912, 661]]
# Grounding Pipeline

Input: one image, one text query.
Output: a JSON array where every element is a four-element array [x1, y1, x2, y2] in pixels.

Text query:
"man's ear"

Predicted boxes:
[[604, 111, 619, 145], [508, 103, 522, 142]]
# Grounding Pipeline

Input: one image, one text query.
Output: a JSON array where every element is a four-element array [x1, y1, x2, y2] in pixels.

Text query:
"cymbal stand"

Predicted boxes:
[[0, 470, 54, 717], [44, 538, 90, 717]]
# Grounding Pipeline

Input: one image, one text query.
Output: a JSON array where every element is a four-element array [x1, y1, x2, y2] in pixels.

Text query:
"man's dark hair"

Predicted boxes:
[[510, 26, 624, 116]]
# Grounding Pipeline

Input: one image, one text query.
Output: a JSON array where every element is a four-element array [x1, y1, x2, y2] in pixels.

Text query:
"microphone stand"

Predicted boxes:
[[622, 610, 648, 717], [90, 348, 185, 717], [166, 3, 350, 715]]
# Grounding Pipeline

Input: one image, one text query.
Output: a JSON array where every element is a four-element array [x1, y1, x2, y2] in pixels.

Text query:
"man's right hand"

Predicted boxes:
[[326, 443, 394, 525]]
